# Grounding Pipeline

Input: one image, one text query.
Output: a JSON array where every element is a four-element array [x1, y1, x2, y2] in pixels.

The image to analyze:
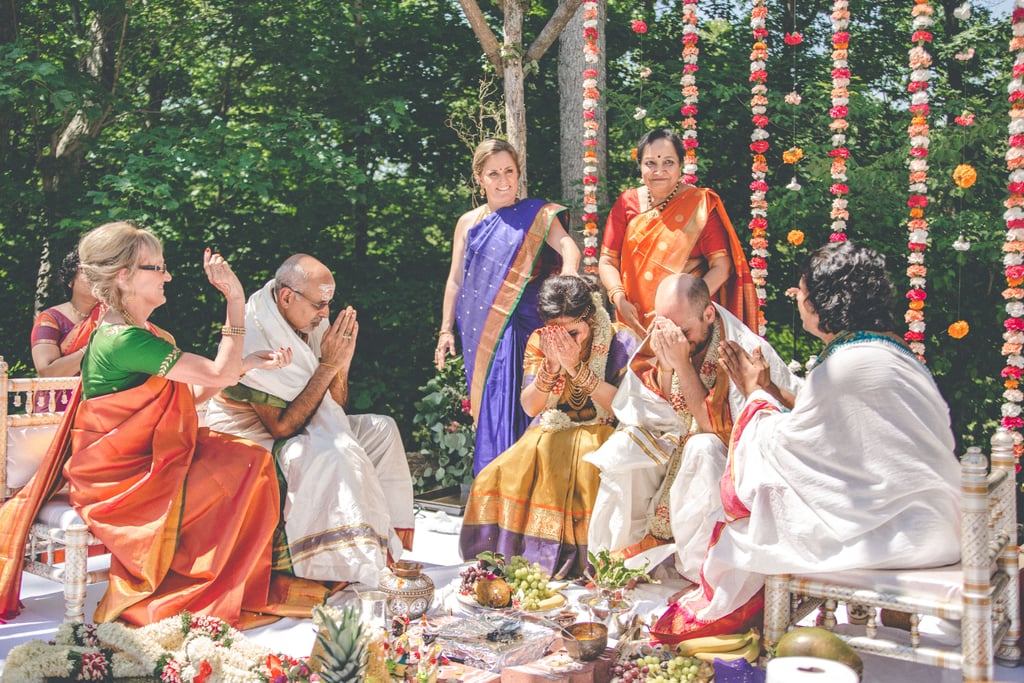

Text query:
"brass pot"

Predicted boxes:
[[563, 621, 608, 662]]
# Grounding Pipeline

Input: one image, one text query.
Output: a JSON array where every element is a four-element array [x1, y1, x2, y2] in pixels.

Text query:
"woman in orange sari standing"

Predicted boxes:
[[599, 128, 759, 337]]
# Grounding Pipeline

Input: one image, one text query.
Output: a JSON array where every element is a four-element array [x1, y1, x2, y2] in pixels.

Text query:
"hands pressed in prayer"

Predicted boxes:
[[649, 316, 691, 372], [538, 324, 583, 373], [717, 340, 769, 398], [203, 249, 245, 303], [320, 306, 358, 370], [243, 347, 293, 374]]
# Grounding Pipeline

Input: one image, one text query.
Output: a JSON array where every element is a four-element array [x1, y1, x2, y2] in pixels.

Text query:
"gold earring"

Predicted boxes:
[[479, 186, 486, 197]]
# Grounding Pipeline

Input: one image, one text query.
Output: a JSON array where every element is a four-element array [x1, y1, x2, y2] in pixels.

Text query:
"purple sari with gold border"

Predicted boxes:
[[457, 198, 566, 475]]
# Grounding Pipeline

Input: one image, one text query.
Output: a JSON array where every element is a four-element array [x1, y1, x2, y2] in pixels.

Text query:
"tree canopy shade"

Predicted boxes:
[[0, 0, 1020, 492]]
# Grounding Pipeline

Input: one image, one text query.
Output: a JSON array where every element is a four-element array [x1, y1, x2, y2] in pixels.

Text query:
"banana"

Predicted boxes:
[[674, 629, 758, 657], [692, 636, 761, 664], [535, 593, 565, 611]]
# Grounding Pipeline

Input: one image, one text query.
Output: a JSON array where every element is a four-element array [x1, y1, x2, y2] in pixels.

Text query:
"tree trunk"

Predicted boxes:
[[503, 0, 528, 196], [558, 0, 606, 231], [36, 3, 128, 313]]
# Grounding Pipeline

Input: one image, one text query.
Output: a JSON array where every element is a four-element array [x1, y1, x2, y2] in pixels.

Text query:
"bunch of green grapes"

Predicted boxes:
[[505, 555, 551, 610], [611, 653, 701, 683]]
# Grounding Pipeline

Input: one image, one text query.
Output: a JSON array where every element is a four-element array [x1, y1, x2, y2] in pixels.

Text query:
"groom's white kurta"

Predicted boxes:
[[203, 280, 414, 586], [584, 305, 800, 582]]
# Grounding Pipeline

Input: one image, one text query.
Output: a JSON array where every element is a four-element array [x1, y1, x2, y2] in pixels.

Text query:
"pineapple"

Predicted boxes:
[[311, 604, 368, 682]]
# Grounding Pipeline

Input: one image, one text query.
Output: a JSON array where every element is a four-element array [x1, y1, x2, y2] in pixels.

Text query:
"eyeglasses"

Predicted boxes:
[[138, 264, 170, 274], [284, 286, 333, 312]]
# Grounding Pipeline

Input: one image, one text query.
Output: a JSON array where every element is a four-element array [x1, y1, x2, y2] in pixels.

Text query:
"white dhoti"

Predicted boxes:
[[203, 280, 414, 586]]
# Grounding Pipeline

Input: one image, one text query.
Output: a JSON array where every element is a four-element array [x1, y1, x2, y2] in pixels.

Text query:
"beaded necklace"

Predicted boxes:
[[810, 330, 916, 370]]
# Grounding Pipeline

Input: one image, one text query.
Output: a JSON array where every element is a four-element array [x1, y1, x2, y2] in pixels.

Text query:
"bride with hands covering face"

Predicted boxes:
[[460, 276, 638, 579]]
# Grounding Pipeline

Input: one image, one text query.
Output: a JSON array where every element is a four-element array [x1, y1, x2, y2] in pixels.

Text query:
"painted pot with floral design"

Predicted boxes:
[[378, 560, 435, 619]]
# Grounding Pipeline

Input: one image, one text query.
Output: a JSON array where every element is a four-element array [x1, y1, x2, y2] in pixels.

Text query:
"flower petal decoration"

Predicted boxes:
[[787, 230, 805, 245], [631, 19, 648, 34]]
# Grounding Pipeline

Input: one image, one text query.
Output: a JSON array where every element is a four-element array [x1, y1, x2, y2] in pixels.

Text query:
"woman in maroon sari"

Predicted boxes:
[[29, 250, 100, 411]]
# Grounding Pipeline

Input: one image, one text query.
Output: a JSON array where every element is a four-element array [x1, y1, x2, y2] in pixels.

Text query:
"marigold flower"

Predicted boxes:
[[631, 20, 647, 34], [948, 320, 970, 339], [785, 91, 802, 105], [953, 164, 977, 189], [782, 147, 804, 164], [787, 230, 805, 246], [784, 32, 803, 45]]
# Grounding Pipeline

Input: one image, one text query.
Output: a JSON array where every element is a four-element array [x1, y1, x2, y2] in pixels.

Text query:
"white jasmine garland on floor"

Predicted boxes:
[[1, 613, 311, 683]]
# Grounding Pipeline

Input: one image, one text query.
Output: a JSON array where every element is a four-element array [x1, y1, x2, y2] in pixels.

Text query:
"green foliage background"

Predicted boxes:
[[0, 0, 1018, 491]]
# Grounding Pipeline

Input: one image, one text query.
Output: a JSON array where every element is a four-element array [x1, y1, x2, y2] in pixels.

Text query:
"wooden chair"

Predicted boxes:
[[764, 428, 1021, 682], [0, 356, 108, 623]]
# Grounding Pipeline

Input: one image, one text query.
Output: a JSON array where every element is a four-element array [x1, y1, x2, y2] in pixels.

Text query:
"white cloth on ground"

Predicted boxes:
[[202, 280, 414, 586], [584, 304, 800, 581], [692, 337, 961, 622]]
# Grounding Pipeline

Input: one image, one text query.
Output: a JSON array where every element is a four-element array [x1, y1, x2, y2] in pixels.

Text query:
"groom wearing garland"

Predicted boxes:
[[584, 273, 800, 583]]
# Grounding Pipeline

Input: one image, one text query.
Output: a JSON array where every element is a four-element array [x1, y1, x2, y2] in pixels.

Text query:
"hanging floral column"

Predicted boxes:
[[580, 0, 601, 275], [748, 0, 769, 336], [680, 0, 700, 185], [999, 0, 1024, 460], [903, 0, 934, 361], [828, 0, 851, 244]]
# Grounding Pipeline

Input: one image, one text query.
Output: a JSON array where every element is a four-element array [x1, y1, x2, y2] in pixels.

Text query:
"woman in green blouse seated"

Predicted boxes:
[[64, 221, 318, 627]]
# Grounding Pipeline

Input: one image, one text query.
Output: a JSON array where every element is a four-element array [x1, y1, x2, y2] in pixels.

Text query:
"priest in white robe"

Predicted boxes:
[[652, 241, 960, 643], [203, 254, 414, 587]]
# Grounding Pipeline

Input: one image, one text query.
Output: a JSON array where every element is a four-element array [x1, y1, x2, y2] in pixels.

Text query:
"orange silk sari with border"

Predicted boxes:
[[620, 187, 759, 331]]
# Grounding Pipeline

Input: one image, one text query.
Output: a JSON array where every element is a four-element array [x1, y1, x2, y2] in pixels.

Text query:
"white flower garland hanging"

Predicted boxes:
[[680, 0, 700, 185], [747, 0, 770, 336], [580, 0, 601, 276], [999, 0, 1024, 461], [903, 0, 934, 361], [828, 0, 851, 245]]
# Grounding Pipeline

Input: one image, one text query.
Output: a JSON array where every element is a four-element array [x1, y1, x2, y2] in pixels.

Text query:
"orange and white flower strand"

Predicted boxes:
[[903, 0, 934, 361], [748, 0, 769, 335], [580, 0, 600, 275], [828, 0, 851, 244], [680, 0, 700, 185], [999, 0, 1024, 453]]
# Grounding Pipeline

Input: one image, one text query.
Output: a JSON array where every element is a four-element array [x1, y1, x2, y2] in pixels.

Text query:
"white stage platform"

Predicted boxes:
[[2, 509, 1022, 682]]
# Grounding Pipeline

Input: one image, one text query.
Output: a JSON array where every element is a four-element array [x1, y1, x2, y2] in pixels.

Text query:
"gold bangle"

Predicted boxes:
[[438, 329, 455, 338], [319, 361, 341, 372], [221, 325, 246, 337]]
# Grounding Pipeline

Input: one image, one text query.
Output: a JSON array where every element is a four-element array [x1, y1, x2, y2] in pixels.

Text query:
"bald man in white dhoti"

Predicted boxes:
[[204, 254, 414, 587]]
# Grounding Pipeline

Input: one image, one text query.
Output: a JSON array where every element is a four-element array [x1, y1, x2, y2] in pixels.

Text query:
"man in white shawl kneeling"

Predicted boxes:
[[204, 254, 414, 587], [584, 273, 800, 582]]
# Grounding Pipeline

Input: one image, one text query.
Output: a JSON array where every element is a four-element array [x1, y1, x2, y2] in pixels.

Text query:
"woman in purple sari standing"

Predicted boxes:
[[435, 139, 580, 475]]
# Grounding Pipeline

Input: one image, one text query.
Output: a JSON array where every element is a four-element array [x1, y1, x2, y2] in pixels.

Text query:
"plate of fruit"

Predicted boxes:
[[456, 552, 567, 614]]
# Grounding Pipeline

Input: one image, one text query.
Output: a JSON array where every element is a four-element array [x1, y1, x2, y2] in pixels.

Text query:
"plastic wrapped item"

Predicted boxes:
[[714, 656, 767, 683], [409, 614, 557, 672]]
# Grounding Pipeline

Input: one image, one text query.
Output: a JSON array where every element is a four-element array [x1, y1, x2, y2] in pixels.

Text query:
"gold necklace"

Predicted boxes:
[[69, 302, 89, 319], [118, 308, 137, 327]]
